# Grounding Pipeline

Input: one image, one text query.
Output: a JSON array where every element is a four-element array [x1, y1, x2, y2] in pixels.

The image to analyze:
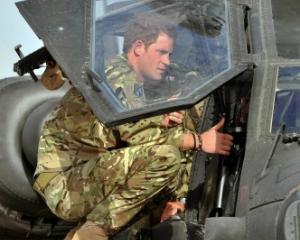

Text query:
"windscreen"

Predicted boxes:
[[271, 0, 300, 59], [93, 0, 230, 111], [272, 67, 300, 133]]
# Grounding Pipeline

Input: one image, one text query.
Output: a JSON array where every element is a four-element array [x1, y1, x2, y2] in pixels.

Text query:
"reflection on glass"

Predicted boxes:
[[271, 0, 300, 59], [272, 67, 300, 133], [94, 0, 230, 109]]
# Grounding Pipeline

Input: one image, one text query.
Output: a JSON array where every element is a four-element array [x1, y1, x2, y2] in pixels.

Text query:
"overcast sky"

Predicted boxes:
[[0, 1, 43, 79]]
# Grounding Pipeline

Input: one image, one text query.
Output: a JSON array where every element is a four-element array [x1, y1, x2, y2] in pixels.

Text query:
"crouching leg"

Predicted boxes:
[[41, 144, 189, 238]]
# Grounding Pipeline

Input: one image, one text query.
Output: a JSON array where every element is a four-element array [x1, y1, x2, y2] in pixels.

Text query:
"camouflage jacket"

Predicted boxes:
[[105, 55, 145, 108], [35, 56, 205, 175], [105, 55, 195, 107]]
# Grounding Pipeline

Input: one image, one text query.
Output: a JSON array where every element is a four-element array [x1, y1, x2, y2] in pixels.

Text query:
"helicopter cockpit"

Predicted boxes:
[[88, 0, 249, 126], [93, 0, 230, 110]]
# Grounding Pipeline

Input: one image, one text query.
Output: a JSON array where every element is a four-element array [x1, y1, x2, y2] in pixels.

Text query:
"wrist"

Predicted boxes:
[[197, 133, 203, 151], [192, 133, 202, 151], [192, 133, 198, 150]]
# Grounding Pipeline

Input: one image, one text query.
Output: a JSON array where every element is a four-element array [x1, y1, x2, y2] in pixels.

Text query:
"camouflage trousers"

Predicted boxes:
[[39, 144, 192, 234]]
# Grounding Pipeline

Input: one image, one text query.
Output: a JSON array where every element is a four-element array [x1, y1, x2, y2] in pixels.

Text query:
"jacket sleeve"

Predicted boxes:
[[116, 115, 186, 148], [116, 98, 208, 148]]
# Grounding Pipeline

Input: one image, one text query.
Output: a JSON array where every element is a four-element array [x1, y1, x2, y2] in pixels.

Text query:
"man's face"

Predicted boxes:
[[137, 33, 174, 81]]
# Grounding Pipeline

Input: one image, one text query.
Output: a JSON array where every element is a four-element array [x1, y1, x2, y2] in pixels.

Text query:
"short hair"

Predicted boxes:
[[123, 14, 176, 53]]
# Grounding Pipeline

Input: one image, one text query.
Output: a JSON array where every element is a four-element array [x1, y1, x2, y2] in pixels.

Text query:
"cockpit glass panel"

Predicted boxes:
[[271, 0, 300, 59], [272, 67, 300, 133], [93, 0, 231, 111]]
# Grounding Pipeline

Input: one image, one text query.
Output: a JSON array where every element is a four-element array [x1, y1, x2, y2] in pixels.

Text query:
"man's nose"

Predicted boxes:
[[161, 54, 170, 65]]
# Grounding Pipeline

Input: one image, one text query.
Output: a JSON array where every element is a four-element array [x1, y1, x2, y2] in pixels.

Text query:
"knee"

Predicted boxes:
[[148, 145, 182, 171], [154, 144, 181, 160], [54, 196, 88, 222]]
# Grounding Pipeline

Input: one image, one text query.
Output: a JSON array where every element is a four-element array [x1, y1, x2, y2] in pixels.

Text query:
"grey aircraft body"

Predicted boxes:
[[1, 0, 300, 239]]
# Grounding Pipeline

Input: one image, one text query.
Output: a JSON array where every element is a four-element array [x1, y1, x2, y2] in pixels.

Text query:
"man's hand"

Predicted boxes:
[[40, 62, 66, 90], [200, 118, 233, 155], [160, 201, 185, 222], [162, 111, 185, 127]]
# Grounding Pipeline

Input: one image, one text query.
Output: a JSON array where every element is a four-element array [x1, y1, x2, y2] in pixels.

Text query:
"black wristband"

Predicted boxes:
[[192, 133, 196, 150], [197, 134, 202, 151]]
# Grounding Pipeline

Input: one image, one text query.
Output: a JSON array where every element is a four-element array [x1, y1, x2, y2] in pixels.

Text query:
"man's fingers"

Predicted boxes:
[[216, 144, 231, 155], [218, 133, 233, 145], [222, 137, 234, 146], [168, 115, 183, 124], [162, 111, 184, 127], [224, 133, 234, 141], [219, 133, 233, 154], [160, 201, 185, 222], [212, 117, 225, 130], [218, 149, 231, 156], [201, 121, 234, 155], [170, 111, 184, 119], [167, 111, 184, 124], [221, 145, 231, 152]]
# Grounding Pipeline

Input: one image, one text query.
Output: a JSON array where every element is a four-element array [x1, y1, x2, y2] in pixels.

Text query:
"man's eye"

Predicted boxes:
[[158, 50, 167, 55]]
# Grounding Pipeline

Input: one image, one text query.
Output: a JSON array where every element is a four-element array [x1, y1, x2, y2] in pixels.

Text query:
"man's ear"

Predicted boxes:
[[132, 40, 145, 56]]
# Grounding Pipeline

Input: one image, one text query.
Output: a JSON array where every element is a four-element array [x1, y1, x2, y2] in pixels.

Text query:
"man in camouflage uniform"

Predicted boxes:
[[34, 14, 233, 240]]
